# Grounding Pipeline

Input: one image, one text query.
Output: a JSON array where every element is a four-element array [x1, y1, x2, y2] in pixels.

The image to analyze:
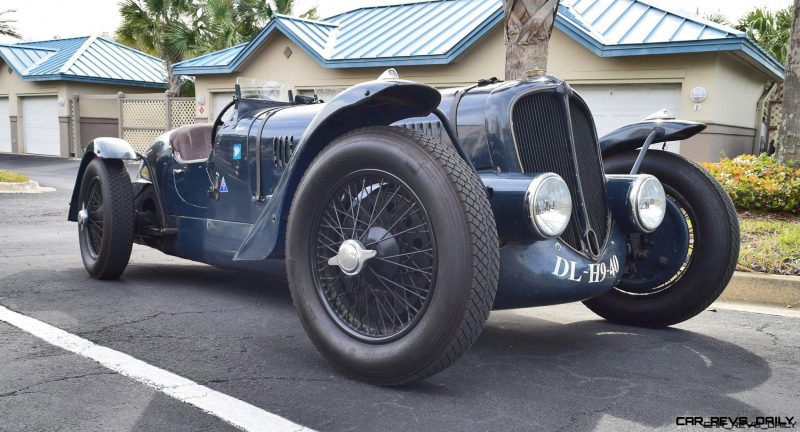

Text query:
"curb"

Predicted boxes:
[[0, 180, 56, 194], [721, 271, 800, 308]]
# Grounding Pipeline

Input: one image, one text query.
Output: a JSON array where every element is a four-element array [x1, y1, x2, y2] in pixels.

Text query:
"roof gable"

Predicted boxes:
[[173, 0, 783, 80], [0, 36, 167, 88]]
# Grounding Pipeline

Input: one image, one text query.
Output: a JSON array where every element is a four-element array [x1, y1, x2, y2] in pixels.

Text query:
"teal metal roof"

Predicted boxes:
[[0, 36, 167, 88], [173, 0, 504, 73], [173, 0, 783, 80]]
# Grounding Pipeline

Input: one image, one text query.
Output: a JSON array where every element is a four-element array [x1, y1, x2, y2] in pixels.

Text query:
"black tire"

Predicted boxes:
[[77, 158, 134, 279], [286, 126, 499, 385], [584, 151, 739, 327]]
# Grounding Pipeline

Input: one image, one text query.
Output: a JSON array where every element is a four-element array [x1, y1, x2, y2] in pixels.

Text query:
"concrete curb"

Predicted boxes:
[[721, 271, 800, 308], [0, 180, 56, 194]]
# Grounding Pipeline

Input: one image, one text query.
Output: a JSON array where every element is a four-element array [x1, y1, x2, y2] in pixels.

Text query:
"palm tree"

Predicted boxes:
[[116, 0, 201, 95], [736, 6, 793, 64], [503, 0, 560, 80], [117, 0, 319, 93], [0, 9, 22, 40], [776, 0, 800, 164]]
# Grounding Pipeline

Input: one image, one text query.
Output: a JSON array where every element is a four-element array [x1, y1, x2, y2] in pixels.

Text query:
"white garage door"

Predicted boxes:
[[572, 84, 682, 153], [21, 96, 60, 156], [0, 98, 10, 153], [213, 92, 236, 122]]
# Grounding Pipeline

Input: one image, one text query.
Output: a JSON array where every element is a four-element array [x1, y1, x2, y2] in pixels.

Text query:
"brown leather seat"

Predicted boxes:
[[170, 124, 213, 163]]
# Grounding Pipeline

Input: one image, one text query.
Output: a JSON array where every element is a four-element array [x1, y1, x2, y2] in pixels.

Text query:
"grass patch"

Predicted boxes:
[[0, 170, 29, 183], [738, 212, 800, 275]]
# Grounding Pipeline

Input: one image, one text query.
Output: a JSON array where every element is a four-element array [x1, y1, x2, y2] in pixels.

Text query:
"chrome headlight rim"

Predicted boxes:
[[524, 173, 573, 239], [628, 175, 666, 233]]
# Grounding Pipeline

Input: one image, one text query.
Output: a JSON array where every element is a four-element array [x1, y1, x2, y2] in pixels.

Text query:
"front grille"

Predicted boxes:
[[511, 90, 608, 256]]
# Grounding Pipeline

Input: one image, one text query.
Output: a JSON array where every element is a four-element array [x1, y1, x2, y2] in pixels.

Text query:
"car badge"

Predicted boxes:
[[233, 143, 242, 160], [219, 176, 228, 193]]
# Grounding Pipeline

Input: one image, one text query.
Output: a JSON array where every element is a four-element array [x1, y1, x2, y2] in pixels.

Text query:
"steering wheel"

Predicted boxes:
[[211, 99, 237, 144]]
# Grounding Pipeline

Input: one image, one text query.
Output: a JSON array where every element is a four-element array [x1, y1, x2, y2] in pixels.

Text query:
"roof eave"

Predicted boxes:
[[21, 74, 168, 89], [174, 6, 504, 75], [554, 17, 785, 82]]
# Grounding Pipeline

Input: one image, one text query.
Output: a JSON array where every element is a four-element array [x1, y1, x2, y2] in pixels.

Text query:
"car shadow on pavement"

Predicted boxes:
[[400, 312, 772, 430]]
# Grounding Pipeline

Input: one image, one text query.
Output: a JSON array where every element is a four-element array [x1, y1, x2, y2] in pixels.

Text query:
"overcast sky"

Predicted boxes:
[[0, 0, 792, 44]]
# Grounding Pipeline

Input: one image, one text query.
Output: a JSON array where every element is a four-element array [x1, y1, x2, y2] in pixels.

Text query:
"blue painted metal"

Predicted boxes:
[[66, 138, 140, 222], [599, 119, 706, 156], [234, 78, 442, 261], [493, 224, 626, 309], [174, 0, 782, 79], [89, 75, 704, 310], [0, 36, 166, 88], [615, 198, 690, 293]]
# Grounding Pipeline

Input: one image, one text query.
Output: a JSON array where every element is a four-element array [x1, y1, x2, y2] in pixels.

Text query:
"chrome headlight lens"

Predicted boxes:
[[630, 176, 666, 232], [526, 173, 572, 238]]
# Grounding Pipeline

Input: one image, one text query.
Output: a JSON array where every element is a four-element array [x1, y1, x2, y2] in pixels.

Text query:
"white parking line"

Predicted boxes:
[[0, 305, 313, 432]]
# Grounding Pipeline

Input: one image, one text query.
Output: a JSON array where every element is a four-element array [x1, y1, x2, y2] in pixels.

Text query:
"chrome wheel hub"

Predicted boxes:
[[77, 208, 89, 227], [328, 239, 376, 276]]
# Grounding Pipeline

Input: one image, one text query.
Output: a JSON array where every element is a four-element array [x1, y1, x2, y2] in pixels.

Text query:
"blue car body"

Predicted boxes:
[[68, 75, 703, 310]]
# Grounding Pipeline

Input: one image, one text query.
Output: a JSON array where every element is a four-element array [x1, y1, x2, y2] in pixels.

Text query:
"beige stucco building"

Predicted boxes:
[[0, 36, 166, 157], [175, 0, 783, 162]]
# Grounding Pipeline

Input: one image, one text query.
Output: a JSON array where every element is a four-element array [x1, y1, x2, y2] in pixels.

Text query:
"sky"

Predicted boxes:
[[0, 0, 793, 44]]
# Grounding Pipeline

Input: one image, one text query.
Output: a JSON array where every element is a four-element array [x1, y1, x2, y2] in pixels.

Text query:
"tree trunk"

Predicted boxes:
[[165, 61, 182, 96], [777, 0, 800, 164], [504, 0, 560, 80]]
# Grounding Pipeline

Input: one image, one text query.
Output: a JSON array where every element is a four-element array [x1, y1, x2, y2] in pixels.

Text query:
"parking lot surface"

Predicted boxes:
[[1, 154, 798, 431]]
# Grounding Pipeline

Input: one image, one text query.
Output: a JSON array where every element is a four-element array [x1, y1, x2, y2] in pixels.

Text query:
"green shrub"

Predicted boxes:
[[702, 154, 800, 213]]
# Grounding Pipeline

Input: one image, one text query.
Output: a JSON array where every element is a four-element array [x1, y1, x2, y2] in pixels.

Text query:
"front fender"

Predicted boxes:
[[67, 138, 138, 221], [600, 120, 706, 157], [234, 79, 442, 261]]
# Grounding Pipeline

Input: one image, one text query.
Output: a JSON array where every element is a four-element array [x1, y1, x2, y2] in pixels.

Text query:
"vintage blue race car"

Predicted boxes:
[[68, 70, 739, 385]]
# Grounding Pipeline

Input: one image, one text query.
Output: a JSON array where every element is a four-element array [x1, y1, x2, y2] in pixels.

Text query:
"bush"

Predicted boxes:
[[701, 154, 800, 213]]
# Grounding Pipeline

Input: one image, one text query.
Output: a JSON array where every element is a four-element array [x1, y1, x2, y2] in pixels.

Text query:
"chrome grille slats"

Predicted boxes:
[[511, 90, 608, 257]]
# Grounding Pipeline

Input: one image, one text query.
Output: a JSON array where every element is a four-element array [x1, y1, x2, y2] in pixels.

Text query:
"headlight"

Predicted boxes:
[[629, 176, 666, 232], [525, 173, 572, 238]]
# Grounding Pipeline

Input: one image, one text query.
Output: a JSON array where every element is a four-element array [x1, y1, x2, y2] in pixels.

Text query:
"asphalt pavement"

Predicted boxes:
[[0, 154, 798, 432]]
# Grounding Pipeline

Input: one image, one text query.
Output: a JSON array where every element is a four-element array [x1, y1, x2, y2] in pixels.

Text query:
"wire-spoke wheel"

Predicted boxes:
[[585, 151, 739, 327], [312, 171, 437, 343], [287, 126, 499, 385], [78, 158, 134, 280]]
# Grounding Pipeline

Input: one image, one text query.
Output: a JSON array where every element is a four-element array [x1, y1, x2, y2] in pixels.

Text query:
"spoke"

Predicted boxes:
[[360, 187, 400, 240], [379, 248, 433, 260], [365, 223, 428, 248], [351, 178, 365, 238], [371, 202, 419, 244], [369, 268, 428, 300], [374, 271, 420, 314], [359, 179, 384, 241], [372, 256, 432, 276]]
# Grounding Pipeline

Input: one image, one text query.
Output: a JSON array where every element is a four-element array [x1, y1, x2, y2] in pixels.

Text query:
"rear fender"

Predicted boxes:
[[600, 120, 706, 157], [67, 138, 138, 221], [234, 79, 442, 261]]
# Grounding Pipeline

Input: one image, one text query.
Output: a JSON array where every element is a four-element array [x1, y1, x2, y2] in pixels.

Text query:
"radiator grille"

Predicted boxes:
[[511, 91, 608, 256]]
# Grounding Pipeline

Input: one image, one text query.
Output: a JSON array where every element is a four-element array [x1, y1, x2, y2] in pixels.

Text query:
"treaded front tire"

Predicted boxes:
[[584, 151, 739, 327], [77, 158, 134, 279], [286, 126, 499, 385]]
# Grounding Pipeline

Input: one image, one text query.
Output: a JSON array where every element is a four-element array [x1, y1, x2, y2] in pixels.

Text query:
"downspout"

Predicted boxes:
[[753, 82, 776, 155]]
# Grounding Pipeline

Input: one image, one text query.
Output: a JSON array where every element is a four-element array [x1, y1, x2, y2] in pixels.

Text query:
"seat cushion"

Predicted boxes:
[[170, 124, 213, 163]]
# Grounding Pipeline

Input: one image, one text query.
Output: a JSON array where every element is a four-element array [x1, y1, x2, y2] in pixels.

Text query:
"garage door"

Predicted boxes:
[[0, 98, 10, 153], [572, 84, 682, 153], [21, 96, 60, 156], [213, 92, 236, 122]]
